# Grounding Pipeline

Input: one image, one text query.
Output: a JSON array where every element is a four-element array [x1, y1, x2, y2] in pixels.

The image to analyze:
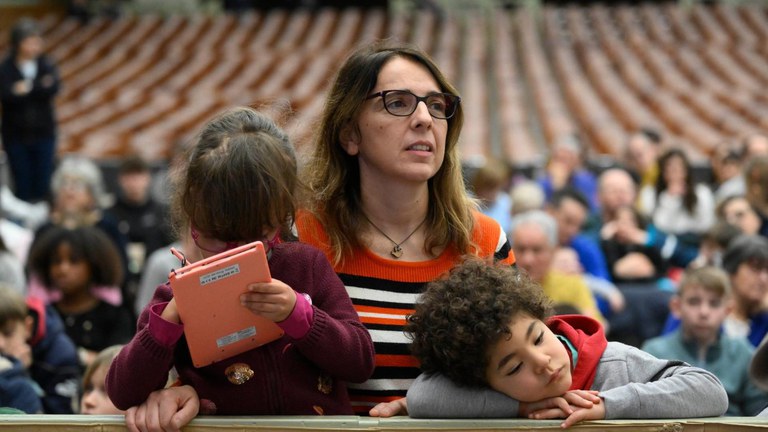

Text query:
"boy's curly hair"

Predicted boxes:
[[406, 258, 552, 388]]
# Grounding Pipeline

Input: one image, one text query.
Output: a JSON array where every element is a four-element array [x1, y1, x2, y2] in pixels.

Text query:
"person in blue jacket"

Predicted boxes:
[[0, 284, 80, 413], [0, 353, 41, 414], [26, 297, 81, 413]]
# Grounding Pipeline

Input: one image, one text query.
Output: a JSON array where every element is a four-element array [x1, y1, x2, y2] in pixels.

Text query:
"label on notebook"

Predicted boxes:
[[200, 264, 240, 286], [217, 326, 257, 348]]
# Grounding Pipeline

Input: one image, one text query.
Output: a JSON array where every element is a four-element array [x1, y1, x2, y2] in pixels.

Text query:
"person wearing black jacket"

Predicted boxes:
[[0, 17, 61, 202]]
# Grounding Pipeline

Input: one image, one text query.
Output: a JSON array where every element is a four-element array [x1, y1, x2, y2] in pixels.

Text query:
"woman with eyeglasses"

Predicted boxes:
[[294, 41, 516, 417], [105, 107, 374, 429]]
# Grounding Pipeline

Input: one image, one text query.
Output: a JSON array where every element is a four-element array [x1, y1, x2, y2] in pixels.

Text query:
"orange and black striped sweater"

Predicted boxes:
[[296, 210, 515, 414]]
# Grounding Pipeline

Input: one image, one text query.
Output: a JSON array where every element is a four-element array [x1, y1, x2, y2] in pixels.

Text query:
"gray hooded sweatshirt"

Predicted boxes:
[[407, 341, 729, 419]]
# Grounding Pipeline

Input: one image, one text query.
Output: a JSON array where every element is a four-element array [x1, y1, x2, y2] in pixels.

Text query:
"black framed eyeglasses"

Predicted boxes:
[[366, 90, 460, 120]]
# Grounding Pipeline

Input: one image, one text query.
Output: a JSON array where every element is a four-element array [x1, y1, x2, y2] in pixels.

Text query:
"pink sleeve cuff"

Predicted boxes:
[[149, 302, 185, 347], [277, 292, 313, 340]]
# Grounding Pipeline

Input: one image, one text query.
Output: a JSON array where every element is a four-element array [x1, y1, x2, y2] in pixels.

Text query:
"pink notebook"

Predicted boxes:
[[168, 241, 284, 368]]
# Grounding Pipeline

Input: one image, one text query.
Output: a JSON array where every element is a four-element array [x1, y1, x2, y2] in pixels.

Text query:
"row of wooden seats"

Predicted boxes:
[[44, 11, 358, 158], [32, 6, 528, 165], [25, 4, 768, 168], [517, 7, 579, 165], [538, 3, 768, 165]]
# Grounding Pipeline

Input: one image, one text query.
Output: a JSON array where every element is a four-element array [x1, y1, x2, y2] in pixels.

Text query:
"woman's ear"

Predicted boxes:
[[339, 122, 360, 156]]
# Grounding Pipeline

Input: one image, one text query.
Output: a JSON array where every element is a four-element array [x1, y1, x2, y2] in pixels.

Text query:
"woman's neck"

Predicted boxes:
[[360, 180, 429, 227], [359, 179, 433, 260]]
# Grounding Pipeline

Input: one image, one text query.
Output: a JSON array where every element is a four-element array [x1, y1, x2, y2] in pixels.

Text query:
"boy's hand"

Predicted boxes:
[[523, 390, 600, 418], [241, 278, 297, 322], [560, 398, 606, 428]]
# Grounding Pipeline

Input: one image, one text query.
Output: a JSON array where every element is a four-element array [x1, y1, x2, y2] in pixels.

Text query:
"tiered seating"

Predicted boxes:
[[544, 6, 627, 157], [493, 10, 540, 166], [518, 8, 578, 157], [457, 10, 491, 162], [29, 3, 767, 169]]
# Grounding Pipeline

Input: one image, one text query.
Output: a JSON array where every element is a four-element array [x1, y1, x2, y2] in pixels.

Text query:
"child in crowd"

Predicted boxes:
[[80, 345, 124, 415], [27, 226, 134, 367], [106, 107, 374, 418], [405, 259, 728, 428], [0, 284, 42, 414], [0, 283, 80, 413], [643, 267, 768, 416]]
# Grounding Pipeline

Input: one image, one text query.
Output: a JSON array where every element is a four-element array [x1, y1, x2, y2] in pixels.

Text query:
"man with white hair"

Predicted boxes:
[[510, 210, 604, 323]]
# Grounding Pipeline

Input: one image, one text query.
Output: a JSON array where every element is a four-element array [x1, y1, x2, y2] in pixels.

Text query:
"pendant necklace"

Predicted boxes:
[[362, 213, 427, 259]]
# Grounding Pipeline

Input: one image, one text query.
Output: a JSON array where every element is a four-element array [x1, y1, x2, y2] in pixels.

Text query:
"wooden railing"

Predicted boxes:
[[1, 415, 766, 431]]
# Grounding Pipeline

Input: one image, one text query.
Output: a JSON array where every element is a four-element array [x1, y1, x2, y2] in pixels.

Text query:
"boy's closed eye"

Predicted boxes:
[[505, 330, 545, 376]]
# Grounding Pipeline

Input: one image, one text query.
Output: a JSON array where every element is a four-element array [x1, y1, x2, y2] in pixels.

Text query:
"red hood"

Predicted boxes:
[[25, 296, 46, 346], [546, 314, 607, 390]]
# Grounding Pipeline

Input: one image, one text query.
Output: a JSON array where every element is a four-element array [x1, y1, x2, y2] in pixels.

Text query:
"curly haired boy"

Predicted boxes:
[[406, 259, 728, 428]]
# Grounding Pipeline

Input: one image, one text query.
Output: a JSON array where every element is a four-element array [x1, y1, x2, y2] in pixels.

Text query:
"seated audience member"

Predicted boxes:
[[0, 283, 80, 413], [718, 195, 763, 237], [740, 156, 768, 237], [106, 155, 173, 289], [547, 187, 611, 282], [600, 205, 668, 285], [721, 235, 768, 347], [0, 353, 40, 414], [623, 127, 662, 190], [470, 157, 513, 233], [665, 235, 768, 348], [582, 167, 637, 241], [27, 226, 134, 367], [711, 140, 745, 203], [688, 221, 741, 269], [643, 267, 768, 416], [405, 259, 728, 425], [0, 285, 44, 414], [536, 133, 598, 212], [80, 345, 124, 415], [30, 155, 128, 307], [638, 148, 715, 241], [511, 210, 604, 324], [599, 205, 674, 346], [510, 180, 545, 216]]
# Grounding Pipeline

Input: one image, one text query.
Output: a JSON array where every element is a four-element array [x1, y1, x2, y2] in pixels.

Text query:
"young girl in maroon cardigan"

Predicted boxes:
[[105, 107, 375, 422]]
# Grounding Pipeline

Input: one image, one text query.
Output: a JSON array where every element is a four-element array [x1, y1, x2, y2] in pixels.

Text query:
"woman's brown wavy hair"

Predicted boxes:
[[301, 40, 474, 265]]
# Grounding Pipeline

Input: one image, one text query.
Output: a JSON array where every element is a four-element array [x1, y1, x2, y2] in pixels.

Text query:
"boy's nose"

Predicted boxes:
[[532, 352, 551, 374]]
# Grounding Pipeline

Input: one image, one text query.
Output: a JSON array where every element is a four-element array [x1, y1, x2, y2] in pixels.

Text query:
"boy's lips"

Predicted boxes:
[[547, 366, 563, 385]]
